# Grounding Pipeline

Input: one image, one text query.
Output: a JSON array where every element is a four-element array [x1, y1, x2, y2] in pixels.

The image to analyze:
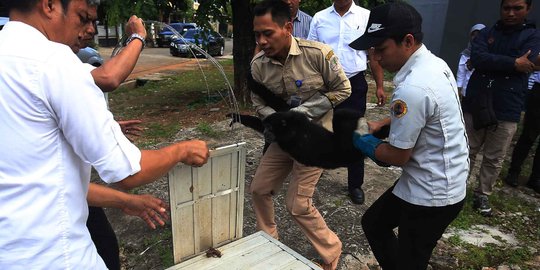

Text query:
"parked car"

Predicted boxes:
[[156, 22, 196, 48], [76, 47, 103, 67], [169, 28, 225, 58]]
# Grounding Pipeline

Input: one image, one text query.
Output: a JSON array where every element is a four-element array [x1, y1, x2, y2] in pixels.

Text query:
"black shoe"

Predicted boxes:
[[526, 179, 540, 194], [504, 171, 520, 187], [349, 187, 365, 205], [473, 193, 492, 217]]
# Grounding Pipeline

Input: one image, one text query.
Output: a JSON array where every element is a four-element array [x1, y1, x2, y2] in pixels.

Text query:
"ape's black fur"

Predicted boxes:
[[227, 73, 390, 166], [228, 72, 290, 133], [246, 72, 290, 112], [263, 109, 389, 169]]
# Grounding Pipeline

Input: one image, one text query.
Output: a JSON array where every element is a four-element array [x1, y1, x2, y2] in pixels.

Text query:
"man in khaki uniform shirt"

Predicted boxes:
[[250, 1, 351, 269]]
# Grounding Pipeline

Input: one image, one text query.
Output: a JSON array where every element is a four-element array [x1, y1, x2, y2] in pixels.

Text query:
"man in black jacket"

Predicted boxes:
[[462, 0, 540, 217]]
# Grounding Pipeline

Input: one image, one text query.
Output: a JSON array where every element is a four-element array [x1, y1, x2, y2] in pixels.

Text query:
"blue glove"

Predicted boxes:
[[353, 133, 383, 161]]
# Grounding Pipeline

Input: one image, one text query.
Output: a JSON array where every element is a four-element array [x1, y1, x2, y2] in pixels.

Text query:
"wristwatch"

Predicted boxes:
[[126, 33, 146, 50]]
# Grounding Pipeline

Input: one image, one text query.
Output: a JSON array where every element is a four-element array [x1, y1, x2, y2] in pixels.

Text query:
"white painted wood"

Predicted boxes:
[[166, 231, 322, 270], [168, 143, 246, 264]]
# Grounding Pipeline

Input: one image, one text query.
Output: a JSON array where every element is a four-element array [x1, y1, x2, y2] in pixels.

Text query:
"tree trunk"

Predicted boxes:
[[231, 0, 256, 106]]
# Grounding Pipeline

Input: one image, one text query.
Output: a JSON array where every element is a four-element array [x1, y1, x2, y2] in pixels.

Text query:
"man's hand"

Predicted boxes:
[[119, 120, 143, 141], [121, 193, 169, 229], [376, 87, 386, 106], [125, 15, 147, 39], [367, 120, 386, 134], [465, 59, 473, 71], [180, 140, 210, 167], [515, 50, 535, 73]]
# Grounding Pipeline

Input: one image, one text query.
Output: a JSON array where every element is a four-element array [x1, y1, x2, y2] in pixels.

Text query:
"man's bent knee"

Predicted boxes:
[[287, 194, 312, 216]]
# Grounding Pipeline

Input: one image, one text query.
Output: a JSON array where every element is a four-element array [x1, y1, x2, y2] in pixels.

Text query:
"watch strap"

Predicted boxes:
[[126, 33, 146, 50]]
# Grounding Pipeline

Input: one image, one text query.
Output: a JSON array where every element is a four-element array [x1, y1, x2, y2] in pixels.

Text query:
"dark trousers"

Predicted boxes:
[[509, 86, 540, 181], [87, 206, 121, 270], [361, 184, 464, 270], [335, 71, 368, 190]]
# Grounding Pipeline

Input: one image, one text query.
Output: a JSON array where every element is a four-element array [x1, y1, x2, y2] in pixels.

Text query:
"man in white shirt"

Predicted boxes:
[[0, 0, 209, 269], [350, 2, 468, 269], [308, 0, 386, 204], [456, 23, 485, 98]]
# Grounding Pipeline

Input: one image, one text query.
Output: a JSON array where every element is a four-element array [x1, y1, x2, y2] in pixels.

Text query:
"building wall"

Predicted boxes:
[[407, 0, 449, 57]]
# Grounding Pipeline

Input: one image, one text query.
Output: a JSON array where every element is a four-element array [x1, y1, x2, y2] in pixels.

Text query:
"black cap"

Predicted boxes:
[[349, 2, 422, 50]]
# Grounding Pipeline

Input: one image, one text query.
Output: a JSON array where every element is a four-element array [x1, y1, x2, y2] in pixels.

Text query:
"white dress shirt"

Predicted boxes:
[[308, 3, 370, 78], [0, 21, 142, 269], [456, 54, 474, 96], [389, 45, 469, 207], [528, 71, 540, 89]]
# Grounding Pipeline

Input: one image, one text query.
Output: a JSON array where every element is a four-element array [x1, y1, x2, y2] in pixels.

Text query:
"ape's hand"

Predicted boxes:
[[226, 113, 242, 126]]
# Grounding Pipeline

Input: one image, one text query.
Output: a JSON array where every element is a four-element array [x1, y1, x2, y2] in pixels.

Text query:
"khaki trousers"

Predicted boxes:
[[464, 113, 517, 195], [250, 143, 342, 268]]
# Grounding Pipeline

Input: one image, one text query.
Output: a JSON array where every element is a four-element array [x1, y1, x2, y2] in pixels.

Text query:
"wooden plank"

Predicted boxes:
[[235, 147, 246, 239], [166, 231, 321, 270], [197, 162, 213, 252], [169, 165, 195, 263], [211, 153, 232, 246], [168, 233, 269, 270], [168, 143, 246, 263], [277, 259, 318, 270], [259, 232, 322, 269], [250, 250, 302, 269], [205, 242, 283, 270]]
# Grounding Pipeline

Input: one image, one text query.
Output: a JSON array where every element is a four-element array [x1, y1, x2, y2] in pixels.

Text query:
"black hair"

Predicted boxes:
[[500, 0, 532, 8], [389, 32, 424, 45], [4, 0, 99, 14], [253, 0, 291, 27]]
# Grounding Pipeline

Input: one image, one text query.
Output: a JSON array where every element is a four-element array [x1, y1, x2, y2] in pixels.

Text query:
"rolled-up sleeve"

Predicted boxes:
[[45, 55, 141, 183]]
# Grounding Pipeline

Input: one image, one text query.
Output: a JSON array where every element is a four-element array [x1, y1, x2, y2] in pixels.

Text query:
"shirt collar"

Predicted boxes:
[[289, 37, 301, 56], [394, 44, 428, 85], [331, 3, 357, 15], [3, 21, 49, 42], [293, 10, 309, 22]]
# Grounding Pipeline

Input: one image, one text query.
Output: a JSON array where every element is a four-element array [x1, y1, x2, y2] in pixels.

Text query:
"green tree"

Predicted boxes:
[[300, 0, 331, 16], [192, 0, 254, 105], [99, 0, 192, 25]]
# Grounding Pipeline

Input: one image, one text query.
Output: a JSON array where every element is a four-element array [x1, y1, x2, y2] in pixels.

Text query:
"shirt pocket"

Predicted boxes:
[[285, 74, 325, 101], [264, 81, 285, 96], [342, 29, 362, 44]]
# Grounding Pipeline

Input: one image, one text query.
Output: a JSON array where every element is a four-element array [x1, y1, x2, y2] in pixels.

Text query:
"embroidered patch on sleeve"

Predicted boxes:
[[391, 99, 408, 118], [325, 50, 335, 61], [329, 55, 341, 72]]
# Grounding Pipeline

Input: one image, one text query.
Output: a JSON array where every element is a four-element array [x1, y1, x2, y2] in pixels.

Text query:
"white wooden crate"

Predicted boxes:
[[166, 231, 322, 270], [168, 143, 246, 263]]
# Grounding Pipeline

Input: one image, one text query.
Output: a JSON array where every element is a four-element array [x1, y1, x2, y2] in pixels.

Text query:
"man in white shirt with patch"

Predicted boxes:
[[308, 0, 386, 205], [350, 2, 469, 269], [0, 0, 209, 269]]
